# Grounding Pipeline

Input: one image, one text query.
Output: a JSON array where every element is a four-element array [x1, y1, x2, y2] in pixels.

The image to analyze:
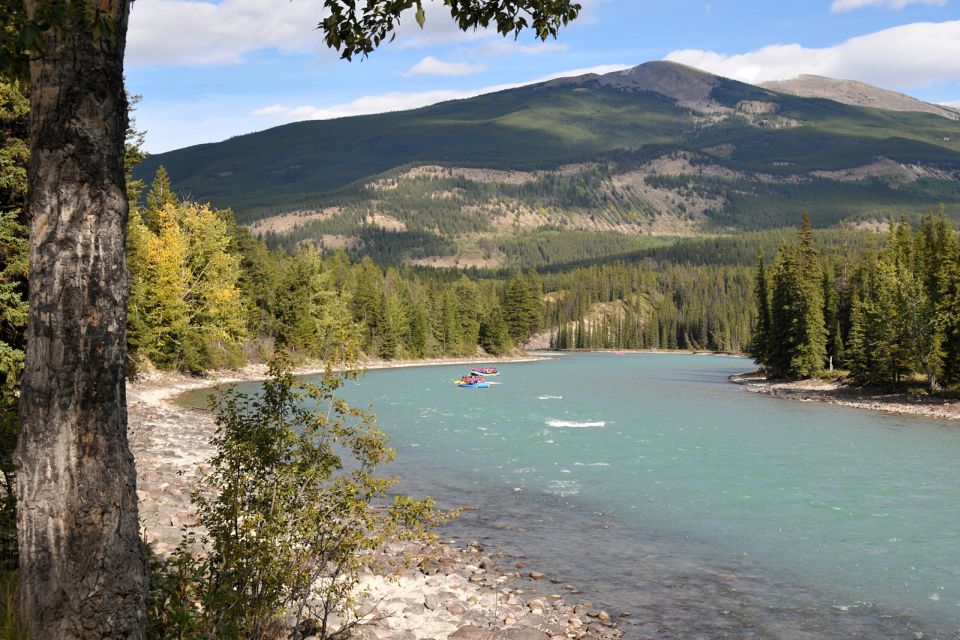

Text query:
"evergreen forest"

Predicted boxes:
[[750, 211, 960, 391]]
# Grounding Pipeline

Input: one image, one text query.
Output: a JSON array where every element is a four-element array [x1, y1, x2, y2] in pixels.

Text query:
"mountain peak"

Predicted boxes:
[[761, 74, 960, 121], [543, 59, 725, 104], [602, 61, 720, 102]]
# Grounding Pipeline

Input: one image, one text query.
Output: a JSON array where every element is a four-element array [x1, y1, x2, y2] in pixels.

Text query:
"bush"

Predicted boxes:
[[148, 363, 440, 639]]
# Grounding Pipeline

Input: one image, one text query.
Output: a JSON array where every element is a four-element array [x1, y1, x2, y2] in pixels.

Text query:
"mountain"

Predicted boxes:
[[137, 62, 960, 268], [760, 74, 960, 121]]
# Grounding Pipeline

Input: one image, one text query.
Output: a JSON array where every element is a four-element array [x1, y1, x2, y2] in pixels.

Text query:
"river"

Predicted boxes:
[[194, 352, 960, 638]]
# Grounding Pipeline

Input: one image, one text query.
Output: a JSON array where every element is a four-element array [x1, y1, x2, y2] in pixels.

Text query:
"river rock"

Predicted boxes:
[[449, 625, 496, 640], [345, 627, 380, 640], [501, 628, 550, 640]]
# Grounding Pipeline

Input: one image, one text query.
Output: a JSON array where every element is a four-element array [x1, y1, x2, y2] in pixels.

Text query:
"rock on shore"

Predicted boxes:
[[731, 372, 960, 420]]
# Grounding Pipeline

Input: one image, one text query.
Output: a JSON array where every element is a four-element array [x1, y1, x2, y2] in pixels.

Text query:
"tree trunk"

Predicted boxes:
[[16, 1, 145, 637]]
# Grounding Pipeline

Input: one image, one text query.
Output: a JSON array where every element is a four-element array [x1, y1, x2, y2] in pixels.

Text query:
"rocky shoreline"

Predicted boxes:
[[730, 371, 960, 420], [128, 357, 623, 640]]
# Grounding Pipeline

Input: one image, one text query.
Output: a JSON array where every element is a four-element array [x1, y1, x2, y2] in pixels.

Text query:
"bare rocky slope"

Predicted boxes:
[[761, 74, 960, 121]]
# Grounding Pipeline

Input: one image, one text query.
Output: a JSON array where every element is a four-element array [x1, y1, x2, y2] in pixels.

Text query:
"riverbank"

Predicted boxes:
[[730, 371, 960, 420], [128, 355, 622, 640]]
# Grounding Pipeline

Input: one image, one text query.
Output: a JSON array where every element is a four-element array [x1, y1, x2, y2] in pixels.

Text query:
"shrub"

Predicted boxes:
[[148, 363, 439, 639]]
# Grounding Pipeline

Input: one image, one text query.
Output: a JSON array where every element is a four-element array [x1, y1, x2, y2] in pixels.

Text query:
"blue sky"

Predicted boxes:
[[125, 0, 960, 153]]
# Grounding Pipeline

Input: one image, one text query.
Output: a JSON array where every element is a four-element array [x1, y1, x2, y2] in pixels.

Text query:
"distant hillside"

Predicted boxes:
[[761, 75, 960, 121], [137, 61, 960, 268]]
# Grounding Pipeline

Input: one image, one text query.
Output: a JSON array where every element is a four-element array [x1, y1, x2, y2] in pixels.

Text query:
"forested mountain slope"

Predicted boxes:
[[137, 62, 960, 268]]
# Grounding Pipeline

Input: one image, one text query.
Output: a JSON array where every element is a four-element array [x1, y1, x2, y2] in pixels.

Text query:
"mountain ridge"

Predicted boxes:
[[136, 61, 960, 266], [760, 74, 960, 121]]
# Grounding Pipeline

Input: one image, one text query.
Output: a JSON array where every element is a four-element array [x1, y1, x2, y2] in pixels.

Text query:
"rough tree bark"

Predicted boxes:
[[15, 0, 145, 637]]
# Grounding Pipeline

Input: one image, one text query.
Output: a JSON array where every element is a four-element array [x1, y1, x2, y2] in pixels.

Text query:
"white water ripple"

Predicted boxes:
[[546, 419, 605, 428]]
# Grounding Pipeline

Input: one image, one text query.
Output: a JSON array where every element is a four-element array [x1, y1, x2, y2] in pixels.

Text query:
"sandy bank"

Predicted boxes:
[[127, 355, 622, 640], [730, 371, 960, 421]]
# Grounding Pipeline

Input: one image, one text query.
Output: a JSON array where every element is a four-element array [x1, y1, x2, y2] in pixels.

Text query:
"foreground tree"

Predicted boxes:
[[16, 0, 147, 635], [10, 1, 581, 636]]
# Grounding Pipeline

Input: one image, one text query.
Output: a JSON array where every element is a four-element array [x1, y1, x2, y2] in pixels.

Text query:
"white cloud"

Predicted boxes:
[[830, 0, 947, 12], [252, 64, 630, 121], [128, 0, 596, 66], [404, 56, 487, 77], [127, 0, 332, 66], [665, 20, 960, 88], [251, 91, 469, 120], [473, 40, 570, 56]]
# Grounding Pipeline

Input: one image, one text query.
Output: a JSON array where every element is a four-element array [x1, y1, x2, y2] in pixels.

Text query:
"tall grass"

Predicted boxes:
[[0, 572, 28, 640]]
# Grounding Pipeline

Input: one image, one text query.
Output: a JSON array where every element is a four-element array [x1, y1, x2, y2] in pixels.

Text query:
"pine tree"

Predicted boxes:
[[765, 221, 827, 379], [352, 257, 384, 351], [144, 166, 176, 231], [379, 292, 408, 360], [822, 260, 843, 370], [767, 244, 796, 377], [939, 229, 960, 385], [847, 260, 899, 386], [406, 301, 430, 358], [504, 273, 540, 345], [439, 288, 461, 354], [453, 277, 481, 352], [125, 205, 153, 372], [747, 249, 771, 366], [479, 305, 512, 355], [845, 295, 872, 384]]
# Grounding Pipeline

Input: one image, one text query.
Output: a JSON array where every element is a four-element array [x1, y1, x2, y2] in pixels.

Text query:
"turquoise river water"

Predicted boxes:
[[187, 353, 960, 638]]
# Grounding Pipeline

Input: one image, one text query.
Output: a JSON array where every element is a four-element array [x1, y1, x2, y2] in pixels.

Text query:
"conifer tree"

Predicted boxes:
[[847, 259, 899, 386], [352, 256, 384, 351], [747, 249, 771, 366], [144, 165, 176, 231], [767, 244, 796, 377], [379, 291, 409, 360], [504, 273, 540, 345], [822, 260, 844, 371], [407, 303, 430, 358], [454, 277, 482, 352], [765, 219, 827, 379], [845, 294, 873, 384], [125, 205, 153, 371], [439, 288, 461, 354], [479, 305, 512, 355], [939, 229, 960, 385]]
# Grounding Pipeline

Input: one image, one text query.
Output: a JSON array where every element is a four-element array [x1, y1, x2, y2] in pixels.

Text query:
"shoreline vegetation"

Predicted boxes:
[[730, 371, 960, 421], [128, 353, 624, 640]]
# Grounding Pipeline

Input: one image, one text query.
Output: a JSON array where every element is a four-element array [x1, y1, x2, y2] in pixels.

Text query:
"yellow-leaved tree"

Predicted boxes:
[[129, 186, 247, 372]]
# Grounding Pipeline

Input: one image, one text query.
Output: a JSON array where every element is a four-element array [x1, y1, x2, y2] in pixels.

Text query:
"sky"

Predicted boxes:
[[125, 0, 960, 154]]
